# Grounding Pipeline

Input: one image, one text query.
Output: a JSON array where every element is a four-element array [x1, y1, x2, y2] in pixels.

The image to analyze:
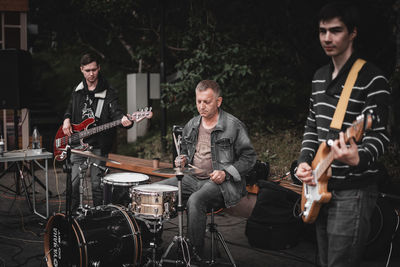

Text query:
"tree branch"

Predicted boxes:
[[77, 33, 106, 59]]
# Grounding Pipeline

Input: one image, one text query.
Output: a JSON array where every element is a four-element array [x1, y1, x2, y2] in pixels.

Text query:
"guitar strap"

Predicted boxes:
[[327, 58, 366, 144], [94, 90, 107, 119]]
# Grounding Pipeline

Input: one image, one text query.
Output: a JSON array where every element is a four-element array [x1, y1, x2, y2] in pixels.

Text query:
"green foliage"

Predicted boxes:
[[29, 0, 398, 141], [161, 5, 309, 129], [26, 0, 399, 179]]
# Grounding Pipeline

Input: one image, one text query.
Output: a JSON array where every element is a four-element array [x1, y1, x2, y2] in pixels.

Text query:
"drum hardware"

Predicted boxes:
[[77, 156, 90, 213], [136, 216, 164, 267], [75, 156, 109, 214], [59, 147, 121, 165], [61, 145, 74, 266], [62, 147, 111, 214], [158, 172, 200, 266], [157, 135, 200, 266]]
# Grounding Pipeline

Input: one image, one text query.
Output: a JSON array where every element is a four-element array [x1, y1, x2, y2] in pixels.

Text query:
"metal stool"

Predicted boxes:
[[205, 208, 237, 267]]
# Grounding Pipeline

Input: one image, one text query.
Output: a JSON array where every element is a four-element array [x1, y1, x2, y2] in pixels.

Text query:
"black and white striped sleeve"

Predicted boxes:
[[298, 94, 319, 165], [356, 74, 391, 172]]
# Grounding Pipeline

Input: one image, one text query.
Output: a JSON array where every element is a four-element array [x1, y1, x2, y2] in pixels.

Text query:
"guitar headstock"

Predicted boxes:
[[129, 107, 153, 122], [346, 110, 376, 142]]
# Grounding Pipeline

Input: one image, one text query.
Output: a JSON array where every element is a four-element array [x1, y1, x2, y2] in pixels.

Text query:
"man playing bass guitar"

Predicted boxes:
[[62, 53, 133, 211], [296, 2, 391, 267]]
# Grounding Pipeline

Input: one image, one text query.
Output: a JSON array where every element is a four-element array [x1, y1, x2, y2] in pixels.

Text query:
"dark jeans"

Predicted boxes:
[[71, 148, 106, 210], [157, 175, 225, 254], [316, 184, 378, 267]]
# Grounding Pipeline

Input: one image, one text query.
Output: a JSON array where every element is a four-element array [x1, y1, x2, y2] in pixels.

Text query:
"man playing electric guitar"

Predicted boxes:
[[296, 2, 391, 267], [62, 53, 133, 211]]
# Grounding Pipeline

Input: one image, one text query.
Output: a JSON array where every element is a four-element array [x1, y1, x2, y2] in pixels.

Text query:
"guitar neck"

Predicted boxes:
[[315, 151, 334, 180], [314, 128, 357, 180], [78, 119, 122, 139]]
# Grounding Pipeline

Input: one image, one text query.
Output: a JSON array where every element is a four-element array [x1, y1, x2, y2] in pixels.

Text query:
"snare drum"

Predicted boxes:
[[102, 172, 149, 206], [131, 184, 178, 219]]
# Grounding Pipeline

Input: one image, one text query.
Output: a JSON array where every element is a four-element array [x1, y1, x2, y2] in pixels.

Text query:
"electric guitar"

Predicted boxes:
[[53, 107, 153, 161], [301, 112, 374, 223]]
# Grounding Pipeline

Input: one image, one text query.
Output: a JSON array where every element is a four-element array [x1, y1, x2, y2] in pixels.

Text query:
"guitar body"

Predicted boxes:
[[53, 118, 95, 161], [300, 113, 374, 223], [301, 142, 333, 223]]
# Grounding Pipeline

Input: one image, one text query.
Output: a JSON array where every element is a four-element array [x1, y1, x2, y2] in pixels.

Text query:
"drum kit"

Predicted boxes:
[[43, 146, 202, 267]]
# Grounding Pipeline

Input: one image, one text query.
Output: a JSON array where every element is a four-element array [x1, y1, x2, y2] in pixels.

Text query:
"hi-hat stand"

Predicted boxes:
[[159, 172, 199, 266]]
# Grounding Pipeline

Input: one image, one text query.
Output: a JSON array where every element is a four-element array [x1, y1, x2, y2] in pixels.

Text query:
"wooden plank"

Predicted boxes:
[[105, 153, 303, 196], [106, 153, 174, 178], [246, 179, 302, 195]]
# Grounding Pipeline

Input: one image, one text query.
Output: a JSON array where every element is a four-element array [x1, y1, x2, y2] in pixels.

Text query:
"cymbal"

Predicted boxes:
[[69, 149, 121, 164], [153, 167, 205, 175]]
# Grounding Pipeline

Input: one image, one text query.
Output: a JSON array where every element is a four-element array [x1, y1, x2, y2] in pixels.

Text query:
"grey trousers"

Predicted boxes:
[[315, 184, 378, 267], [157, 175, 225, 254]]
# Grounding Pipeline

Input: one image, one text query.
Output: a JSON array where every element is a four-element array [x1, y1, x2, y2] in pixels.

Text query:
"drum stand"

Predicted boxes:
[[142, 218, 163, 267], [61, 145, 75, 267], [77, 157, 90, 213], [159, 173, 199, 267], [76, 154, 109, 215]]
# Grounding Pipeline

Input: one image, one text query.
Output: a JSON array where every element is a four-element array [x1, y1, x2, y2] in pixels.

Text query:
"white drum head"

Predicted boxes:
[[103, 172, 149, 186], [133, 184, 178, 193]]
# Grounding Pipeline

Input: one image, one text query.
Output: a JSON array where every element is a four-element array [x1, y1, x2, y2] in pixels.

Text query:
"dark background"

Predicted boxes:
[[19, 0, 399, 167]]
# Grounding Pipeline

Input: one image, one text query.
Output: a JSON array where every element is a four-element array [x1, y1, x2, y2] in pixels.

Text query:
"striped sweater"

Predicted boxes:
[[298, 53, 391, 189]]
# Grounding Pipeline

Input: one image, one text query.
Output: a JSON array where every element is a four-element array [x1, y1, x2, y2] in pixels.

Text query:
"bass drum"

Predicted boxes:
[[44, 204, 150, 267]]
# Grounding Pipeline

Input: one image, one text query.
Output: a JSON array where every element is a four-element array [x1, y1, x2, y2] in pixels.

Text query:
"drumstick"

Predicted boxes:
[[173, 132, 180, 156], [188, 164, 199, 169]]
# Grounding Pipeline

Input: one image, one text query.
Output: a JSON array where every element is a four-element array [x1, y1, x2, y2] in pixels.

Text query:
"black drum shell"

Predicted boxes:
[[44, 205, 144, 267]]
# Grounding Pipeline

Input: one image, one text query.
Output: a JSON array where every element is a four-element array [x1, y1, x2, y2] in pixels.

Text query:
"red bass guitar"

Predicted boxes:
[[53, 108, 153, 161]]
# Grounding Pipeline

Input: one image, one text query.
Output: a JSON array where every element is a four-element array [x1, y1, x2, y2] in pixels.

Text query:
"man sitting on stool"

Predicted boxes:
[[158, 80, 256, 256]]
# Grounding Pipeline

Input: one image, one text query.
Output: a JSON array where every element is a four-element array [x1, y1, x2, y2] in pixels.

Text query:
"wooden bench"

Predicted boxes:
[[106, 153, 301, 196], [106, 153, 174, 178]]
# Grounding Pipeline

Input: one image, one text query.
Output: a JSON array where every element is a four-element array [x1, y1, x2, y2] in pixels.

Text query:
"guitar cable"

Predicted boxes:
[[293, 197, 303, 219]]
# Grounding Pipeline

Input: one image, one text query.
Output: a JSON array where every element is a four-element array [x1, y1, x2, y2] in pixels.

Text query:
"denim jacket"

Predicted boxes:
[[181, 109, 257, 207]]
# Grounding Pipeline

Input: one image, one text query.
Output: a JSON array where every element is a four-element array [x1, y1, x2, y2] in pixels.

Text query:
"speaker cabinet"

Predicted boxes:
[[0, 49, 32, 109]]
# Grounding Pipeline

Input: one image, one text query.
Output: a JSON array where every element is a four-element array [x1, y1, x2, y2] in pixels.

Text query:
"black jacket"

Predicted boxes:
[[64, 74, 129, 154]]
